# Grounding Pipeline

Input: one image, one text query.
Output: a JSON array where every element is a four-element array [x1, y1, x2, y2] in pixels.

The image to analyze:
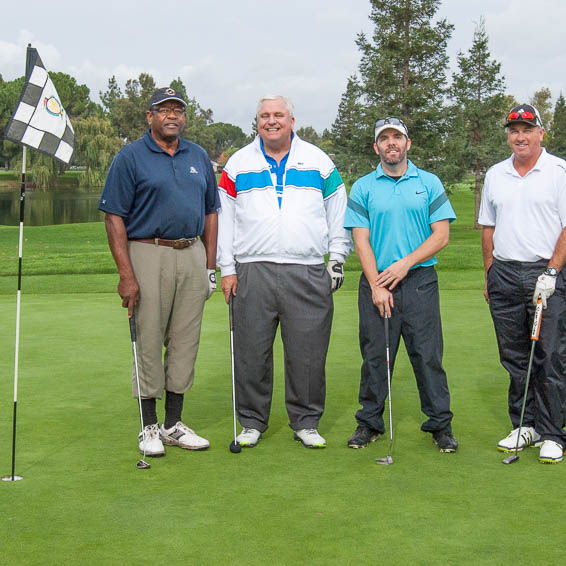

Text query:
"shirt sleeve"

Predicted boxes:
[[98, 150, 136, 217], [323, 167, 352, 262], [343, 180, 370, 230], [216, 167, 237, 276], [203, 154, 220, 215], [478, 170, 495, 226], [427, 173, 456, 224]]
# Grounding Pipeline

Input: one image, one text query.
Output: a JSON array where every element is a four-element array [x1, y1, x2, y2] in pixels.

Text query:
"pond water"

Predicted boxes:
[[0, 186, 104, 226]]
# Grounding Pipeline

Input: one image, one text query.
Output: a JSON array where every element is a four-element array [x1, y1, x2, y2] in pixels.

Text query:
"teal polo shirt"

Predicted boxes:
[[344, 160, 456, 271]]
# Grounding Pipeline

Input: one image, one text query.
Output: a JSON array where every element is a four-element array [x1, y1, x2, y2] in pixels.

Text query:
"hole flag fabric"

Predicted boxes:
[[4, 47, 75, 164]]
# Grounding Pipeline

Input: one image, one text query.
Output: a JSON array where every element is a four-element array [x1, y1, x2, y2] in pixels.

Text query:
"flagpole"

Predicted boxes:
[[2, 46, 34, 483]]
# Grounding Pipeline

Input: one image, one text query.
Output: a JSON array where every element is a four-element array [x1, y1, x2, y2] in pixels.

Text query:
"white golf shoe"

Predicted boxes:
[[236, 427, 262, 447], [497, 426, 540, 452], [294, 428, 327, 448], [160, 421, 210, 450], [139, 423, 165, 457], [539, 440, 564, 464]]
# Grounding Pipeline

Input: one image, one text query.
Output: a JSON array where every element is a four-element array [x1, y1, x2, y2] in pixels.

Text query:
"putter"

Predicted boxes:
[[130, 314, 150, 469], [503, 296, 544, 465], [228, 294, 241, 454], [377, 314, 393, 466]]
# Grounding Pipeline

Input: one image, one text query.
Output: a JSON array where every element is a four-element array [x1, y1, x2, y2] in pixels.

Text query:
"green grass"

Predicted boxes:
[[1, 290, 564, 565], [3, 180, 559, 565], [0, 182, 483, 292]]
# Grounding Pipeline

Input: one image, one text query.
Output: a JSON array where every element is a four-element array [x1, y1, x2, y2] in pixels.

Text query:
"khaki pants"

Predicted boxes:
[[128, 240, 208, 398]]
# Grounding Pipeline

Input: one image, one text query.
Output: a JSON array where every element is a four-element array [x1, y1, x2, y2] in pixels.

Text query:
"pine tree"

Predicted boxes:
[[331, 0, 453, 175], [447, 17, 508, 228], [549, 93, 566, 159], [529, 87, 553, 131]]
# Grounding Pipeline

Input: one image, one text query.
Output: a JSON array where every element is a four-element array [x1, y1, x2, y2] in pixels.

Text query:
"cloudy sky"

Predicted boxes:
[[2, 0, 565, 134]]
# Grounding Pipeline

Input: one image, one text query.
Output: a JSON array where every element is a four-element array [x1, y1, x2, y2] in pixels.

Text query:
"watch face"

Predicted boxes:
[[545, 267, 559, 277]]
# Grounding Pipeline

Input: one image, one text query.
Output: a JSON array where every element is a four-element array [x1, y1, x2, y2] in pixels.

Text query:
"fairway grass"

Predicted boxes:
[[1, 290, 564, 565]]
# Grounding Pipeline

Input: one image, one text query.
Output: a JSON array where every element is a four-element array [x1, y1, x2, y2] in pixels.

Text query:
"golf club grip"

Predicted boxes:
[[129, 314, 136, 342], [383, 314, 389, 344], [531, 300, 543, 341], [229, 294, 234, 331]]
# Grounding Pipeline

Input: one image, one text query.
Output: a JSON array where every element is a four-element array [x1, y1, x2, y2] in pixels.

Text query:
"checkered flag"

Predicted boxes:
[[4, 46, 75, 164]]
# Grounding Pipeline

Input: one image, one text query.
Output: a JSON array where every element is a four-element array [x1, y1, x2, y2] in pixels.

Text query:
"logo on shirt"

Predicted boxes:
[[189, 166, 199, 174]]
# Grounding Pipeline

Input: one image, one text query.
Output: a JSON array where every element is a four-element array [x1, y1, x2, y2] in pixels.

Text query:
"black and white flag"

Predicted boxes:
[[4, 47, 75, 164]]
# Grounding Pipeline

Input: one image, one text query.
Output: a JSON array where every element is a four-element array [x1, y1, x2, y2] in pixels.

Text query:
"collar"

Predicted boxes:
[[259, 131, 295, 159], [143, 129, 188, 154], [375, 159, 417, 180], [506, 147, 547, 176]]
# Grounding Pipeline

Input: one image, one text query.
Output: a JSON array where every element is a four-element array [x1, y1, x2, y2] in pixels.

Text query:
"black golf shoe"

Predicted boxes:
[[432, 428, 458, 453], [348, 425, 380, 449]]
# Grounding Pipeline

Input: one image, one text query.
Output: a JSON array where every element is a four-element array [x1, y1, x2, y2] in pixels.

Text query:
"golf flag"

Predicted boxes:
[[4, 46, 75, 164]]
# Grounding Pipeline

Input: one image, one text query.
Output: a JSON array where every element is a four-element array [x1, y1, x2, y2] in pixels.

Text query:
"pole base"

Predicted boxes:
[[2, 475, 23, 482]]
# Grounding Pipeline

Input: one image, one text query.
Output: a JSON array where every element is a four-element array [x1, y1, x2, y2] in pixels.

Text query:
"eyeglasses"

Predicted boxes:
[[507, 111, 539, 124], [152, 107, 185, 117], [375, 117, 407, 129]]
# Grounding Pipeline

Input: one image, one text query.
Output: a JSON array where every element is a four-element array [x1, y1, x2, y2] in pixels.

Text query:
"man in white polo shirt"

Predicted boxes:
[[479, 104, 566, 463]]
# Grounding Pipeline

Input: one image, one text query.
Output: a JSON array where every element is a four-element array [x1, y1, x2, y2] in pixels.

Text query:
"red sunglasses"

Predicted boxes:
[[507, 111, 536, 122]]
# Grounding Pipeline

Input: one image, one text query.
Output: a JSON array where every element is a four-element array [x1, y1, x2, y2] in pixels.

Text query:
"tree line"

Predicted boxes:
[[2, 0, 566, 227]]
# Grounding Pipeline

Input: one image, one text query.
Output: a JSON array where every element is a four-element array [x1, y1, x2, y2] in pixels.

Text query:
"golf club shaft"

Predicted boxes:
[[229, 295, 238, 444], [130, 314, 147, 462], [384, 314, 393, 457], [511, 298, 543, 456]]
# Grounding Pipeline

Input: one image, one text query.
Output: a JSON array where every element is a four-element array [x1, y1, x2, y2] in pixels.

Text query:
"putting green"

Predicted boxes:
[[1, 289, 564, 565]]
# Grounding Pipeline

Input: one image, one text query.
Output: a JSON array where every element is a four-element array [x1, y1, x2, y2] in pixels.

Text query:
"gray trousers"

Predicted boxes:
[[233, 262, 333, 432], [488, 258, 566, 448], [356, 268, 453, 434]]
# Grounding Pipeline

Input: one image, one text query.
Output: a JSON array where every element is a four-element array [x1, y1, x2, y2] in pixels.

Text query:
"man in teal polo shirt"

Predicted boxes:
[[344, 117, 458, 453]]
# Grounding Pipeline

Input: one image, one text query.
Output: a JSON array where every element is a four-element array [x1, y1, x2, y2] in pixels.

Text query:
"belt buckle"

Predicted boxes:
[[173, 238, 196, 249], [172, 238, 187, 249]]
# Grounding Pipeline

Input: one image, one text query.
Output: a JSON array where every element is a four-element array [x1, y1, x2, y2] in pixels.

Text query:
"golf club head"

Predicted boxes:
[[229, 441, 242, 454], [502, 454, 519, 465], [136, 459, 151, 469], [376, 456, 393, 465]]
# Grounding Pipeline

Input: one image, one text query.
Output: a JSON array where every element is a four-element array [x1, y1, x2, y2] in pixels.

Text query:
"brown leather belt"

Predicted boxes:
[[131, 237, 198, 249]]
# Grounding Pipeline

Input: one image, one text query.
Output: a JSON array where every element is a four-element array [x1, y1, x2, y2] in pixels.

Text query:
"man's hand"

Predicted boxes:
[[221, 274, 238, 304], [375, 258, 410, 290], [118, 275, 140, 318], [371, 284, 394, 317], [533, 272, 557, 309], [327, 260, 345, 292], [207, 269, 217, 300]]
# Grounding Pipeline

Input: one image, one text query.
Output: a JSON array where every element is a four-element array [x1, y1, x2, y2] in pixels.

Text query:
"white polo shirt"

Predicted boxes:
[[479, 148, 566, 262]]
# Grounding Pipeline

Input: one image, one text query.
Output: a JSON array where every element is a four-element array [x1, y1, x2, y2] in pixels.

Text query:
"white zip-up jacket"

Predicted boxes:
[[217, 134, 352, 276]]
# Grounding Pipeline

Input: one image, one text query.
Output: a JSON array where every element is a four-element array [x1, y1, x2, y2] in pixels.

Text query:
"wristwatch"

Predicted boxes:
[[544, 267, 559, 277]]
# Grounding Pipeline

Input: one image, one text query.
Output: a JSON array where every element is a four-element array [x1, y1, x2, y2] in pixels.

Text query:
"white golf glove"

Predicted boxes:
[[327, 260, 344, 292], [207, 269, 217, 300], [533, 273, 556, 309]]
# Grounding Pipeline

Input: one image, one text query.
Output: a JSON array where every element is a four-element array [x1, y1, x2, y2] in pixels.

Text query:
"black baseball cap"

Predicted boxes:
[[504, 104, 543, 128], [149, 87, 187, 109]]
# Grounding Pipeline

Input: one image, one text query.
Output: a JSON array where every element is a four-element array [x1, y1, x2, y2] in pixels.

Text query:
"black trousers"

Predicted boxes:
[[355, 267, 453, 434], [488, 258, 566, 448]]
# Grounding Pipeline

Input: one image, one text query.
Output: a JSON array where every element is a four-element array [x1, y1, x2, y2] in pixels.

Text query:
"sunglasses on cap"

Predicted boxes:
[[374, 117, 407, 129], [507, 111, 536, 122]]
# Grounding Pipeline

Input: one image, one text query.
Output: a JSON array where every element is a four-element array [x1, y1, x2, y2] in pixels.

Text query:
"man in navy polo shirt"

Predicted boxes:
[[344, 117, 458, 453], [99, 87, 220, 458]]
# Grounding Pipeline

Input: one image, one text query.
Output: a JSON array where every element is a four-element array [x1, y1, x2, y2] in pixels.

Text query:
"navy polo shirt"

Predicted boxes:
[[99, 130, 220, 239]]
